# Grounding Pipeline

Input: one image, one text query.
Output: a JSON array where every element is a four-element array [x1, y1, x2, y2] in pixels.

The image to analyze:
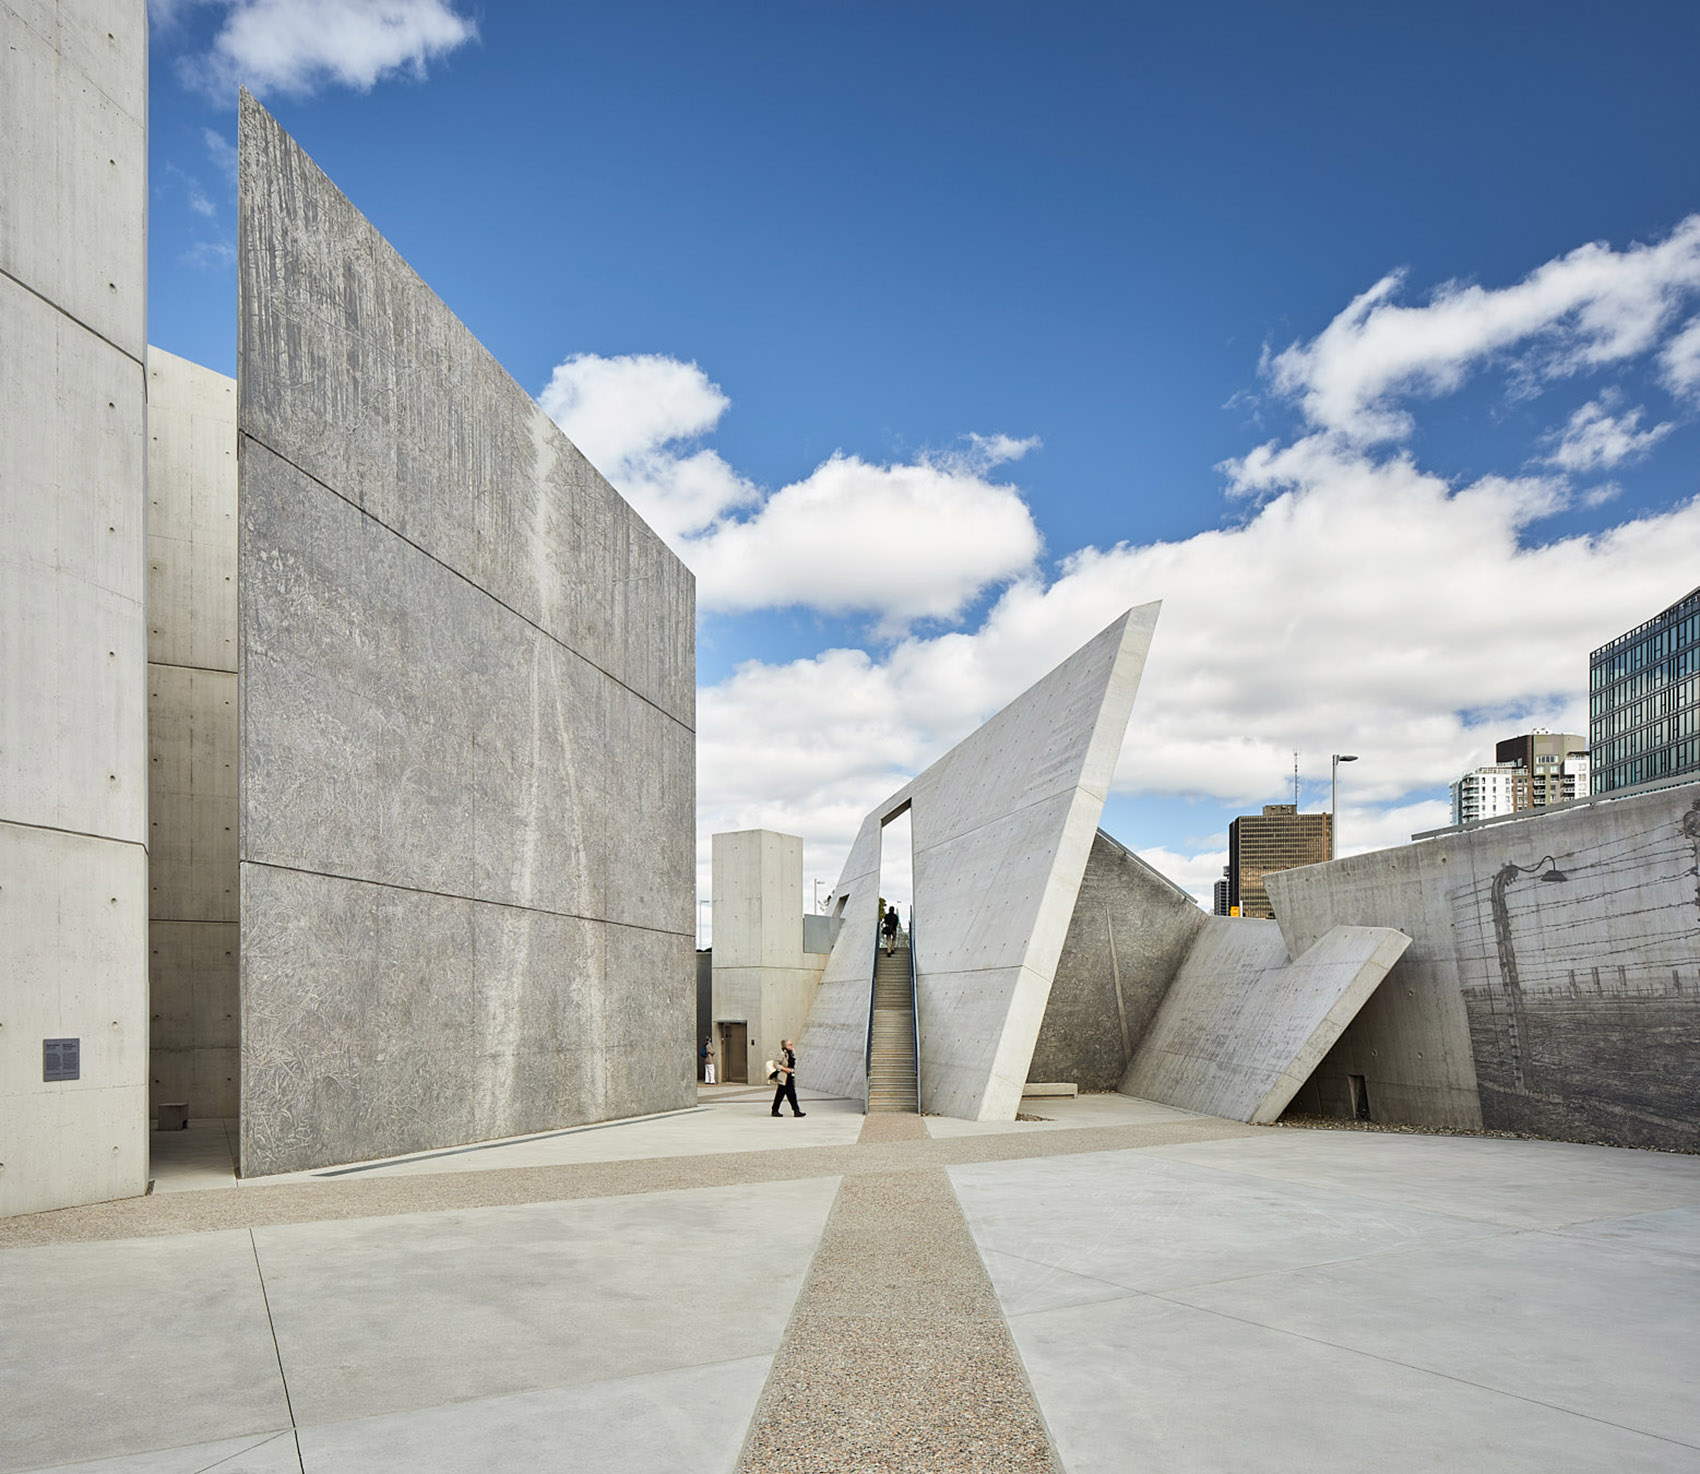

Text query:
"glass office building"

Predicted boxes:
[[1589, 584, 1700, 794]]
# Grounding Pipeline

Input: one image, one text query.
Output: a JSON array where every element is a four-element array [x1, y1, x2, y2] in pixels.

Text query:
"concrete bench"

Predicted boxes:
[[155, 1102, 189, 1131], [1021, 1082, 1078, 1098]]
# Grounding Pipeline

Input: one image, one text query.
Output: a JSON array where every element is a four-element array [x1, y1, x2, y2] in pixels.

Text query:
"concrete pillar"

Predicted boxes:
[[0, 0, 150, 1217]]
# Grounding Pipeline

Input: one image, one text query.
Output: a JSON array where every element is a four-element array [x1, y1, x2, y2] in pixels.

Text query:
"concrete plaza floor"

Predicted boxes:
[[2, 1090, 1698, 1471]]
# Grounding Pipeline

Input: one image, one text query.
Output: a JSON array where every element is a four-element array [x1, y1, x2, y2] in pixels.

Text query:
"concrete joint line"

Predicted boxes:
[[238, 858, 695, 941], [238, 433, 695, 736], [246, 1230, 307, 1472], [1142, 1285, 1700, 1453], [0, 815, 149, 852], [0, 264, 146, 369]]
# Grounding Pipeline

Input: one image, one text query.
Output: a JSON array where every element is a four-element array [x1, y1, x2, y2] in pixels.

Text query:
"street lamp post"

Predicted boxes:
[[1331, 753, 1358, 859]]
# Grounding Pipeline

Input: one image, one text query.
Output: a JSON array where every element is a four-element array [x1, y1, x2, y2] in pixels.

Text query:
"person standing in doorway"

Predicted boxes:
[[702, 1037, 716, 1085], [882, 904, 901, 956], [771, 1039, 805, 1117]]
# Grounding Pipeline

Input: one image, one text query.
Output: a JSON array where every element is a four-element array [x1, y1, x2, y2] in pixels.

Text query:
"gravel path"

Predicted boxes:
[[0, 1114, 1255, 1248], [736, 1113, 1059, 1472]]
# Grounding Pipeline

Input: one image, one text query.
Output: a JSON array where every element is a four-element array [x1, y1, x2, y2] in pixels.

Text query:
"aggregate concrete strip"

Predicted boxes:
[[736, 1117, 1060, 1473], [0, 1116, 1256, 1249]]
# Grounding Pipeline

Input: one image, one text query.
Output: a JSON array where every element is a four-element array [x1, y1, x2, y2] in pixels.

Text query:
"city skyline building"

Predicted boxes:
[[1450, 730, 1591, 826], [1226, 804, 1332, 920], [1590, 584, 1700, 795]]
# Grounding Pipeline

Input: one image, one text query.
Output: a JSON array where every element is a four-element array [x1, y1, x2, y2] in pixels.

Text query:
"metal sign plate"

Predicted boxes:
[[43, 1037, 80, 1082]]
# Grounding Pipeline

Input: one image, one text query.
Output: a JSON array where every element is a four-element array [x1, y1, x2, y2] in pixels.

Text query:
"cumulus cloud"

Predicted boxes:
[[689, 221, 1700, 908], [1267, 215, 1700, 441], [168, 0, 477, 99], [538, 352, 1043, 626], [1544, 396, 1674, 473], [1662, 315, 1700, 400]]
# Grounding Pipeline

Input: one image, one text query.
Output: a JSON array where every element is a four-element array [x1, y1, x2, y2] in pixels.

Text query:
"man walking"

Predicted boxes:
[[882, 904, 900, 956], [771, 1039, 805, 1118]]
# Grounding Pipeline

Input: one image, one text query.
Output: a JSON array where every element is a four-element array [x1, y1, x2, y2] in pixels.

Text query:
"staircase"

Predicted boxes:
[[867, 938, 918, 1113]]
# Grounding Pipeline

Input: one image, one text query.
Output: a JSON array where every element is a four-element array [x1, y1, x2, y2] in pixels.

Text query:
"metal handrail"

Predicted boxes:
[[907, 917, 920, 1114], [863, 925, 879, 1114]]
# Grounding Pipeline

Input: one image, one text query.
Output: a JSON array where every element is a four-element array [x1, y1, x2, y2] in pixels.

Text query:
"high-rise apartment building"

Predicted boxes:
[[1590, 585, 1700, 794], [1450, 764, 1528, 825], [1212, 868, 1231, 917], [1449, 730, 1590, 825], [1226, 804, 1331, 919]]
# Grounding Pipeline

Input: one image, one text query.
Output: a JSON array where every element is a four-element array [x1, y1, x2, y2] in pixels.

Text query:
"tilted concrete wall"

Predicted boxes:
[[145, 347, 239, 1119], [801, 606, 1159, 1119], [711, 830, 823, 1086], [1269, 781, 1700, 1149], [1028, 830, 1206, 1091], [236, 96, 696, 1175], [1119, 919, 1411, 1124], [0, 0, 149, 1218]]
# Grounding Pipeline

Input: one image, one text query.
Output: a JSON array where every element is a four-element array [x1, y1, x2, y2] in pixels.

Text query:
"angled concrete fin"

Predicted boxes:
[[1119, 919, 1412, 1123], [800, 605, 1160, 1117]]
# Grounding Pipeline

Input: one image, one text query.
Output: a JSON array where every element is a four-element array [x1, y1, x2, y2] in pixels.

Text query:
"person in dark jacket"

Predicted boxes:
[[771, 1040, 805, 1117], [882, 905, 900, 956]]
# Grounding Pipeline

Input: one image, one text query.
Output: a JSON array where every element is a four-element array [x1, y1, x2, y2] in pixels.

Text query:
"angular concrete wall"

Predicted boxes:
[[145, 347, 239, 1119], [0, 0, 149, 1218], [1269, 781, 1700, 1149], [711, 830, 824, 1085], [236, 96, 696, 1175], [801, 607, 1159, 1119], [1028, 830, 1206, 1091], [1119, 919, 1411, 1124]]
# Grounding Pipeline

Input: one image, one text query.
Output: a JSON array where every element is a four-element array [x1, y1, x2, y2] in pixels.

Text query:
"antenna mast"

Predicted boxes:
[[1293, 751, 1299, 807]]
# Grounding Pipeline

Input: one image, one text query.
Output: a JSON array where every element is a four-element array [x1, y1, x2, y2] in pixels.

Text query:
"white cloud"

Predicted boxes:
[[202, 128, 239, 186], [1267, 215, 1700, 441], [173, 0, 477, 99], [1662, 314, 1700, 401], [1544, 396, 1674, 473], [538, 352, 1043, 626]]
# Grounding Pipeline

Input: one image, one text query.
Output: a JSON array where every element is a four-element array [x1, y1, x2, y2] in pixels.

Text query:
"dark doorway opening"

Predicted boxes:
[[1349, 1073, 1371, 1121], [719, 1020, 749, 1084]]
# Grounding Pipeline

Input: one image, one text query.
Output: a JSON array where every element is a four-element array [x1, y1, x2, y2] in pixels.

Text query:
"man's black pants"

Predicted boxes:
[[772, 1076, 802, 1115]]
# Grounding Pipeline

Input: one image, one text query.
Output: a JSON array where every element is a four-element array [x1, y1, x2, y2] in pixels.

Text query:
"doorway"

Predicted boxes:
[[718, 1020, 749, 1084]]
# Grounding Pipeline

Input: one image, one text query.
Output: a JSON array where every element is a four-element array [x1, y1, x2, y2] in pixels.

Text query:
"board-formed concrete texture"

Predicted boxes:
[[1269, 779, 1700, 1149], [800, 606, 1159, 1119], [1029, 829, 1207, 1091], [236, 94, 696, 1175], [1120, 918, 1411, 1123], [145, 348, 240, 1119], [711, 830, 827, 1085], [0, 0, 150, 1218]]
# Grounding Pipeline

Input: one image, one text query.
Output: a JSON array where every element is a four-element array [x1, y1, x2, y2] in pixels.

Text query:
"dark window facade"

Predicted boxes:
[[1589, 586, 1700, 794]]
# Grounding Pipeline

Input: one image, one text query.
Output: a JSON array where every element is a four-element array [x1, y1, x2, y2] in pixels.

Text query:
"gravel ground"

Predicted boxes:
[[736, 1168, 1059, 1473], [1275, 1113, 1700, 1154], [0, 1113, 1256, 1249]]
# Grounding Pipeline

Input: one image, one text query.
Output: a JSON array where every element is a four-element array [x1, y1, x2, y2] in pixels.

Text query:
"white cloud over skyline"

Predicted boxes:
[[539, 352, 1044, 627], [590, 218, 1700, 912], [159, 0, 477, 100]]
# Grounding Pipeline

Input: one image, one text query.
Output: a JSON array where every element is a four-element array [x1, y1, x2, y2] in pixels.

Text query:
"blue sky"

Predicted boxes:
[[145, 2, 1700, 907]]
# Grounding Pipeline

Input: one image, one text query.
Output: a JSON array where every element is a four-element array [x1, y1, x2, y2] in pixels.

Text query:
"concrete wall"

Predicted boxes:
[[711, 830, 825, 1086], [236, 95, 696, 1175], [145, 347, 238, 1118], [801, 606, 1159, 1119], [1028, 830, 1206, 1091], [1119, 919, 1410, 1124], [1270, 780, 1700, 1149], [0, 0, 150, 1218]]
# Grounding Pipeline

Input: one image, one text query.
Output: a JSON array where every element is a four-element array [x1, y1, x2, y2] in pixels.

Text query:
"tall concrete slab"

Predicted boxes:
[[236, 95, 696, 1175], [145, 348, 239, 1118], [711, 831, 825, 1085], [1119, 919, 1411, 1123], [801, 607, 1159, 1119], [1028, 829, 1207, 1091], [1269, 780, 1700, 1149], [0, 0, 149, 1218]]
